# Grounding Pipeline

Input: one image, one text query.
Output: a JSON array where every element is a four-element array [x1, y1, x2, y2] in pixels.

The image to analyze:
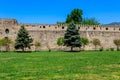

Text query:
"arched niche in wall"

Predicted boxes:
[[43, 26, 45, 28], [62, 26, 64, 29], [78, 27, 80, 30], [106, 27, 108, 30], [93, 27, 96, 30], [5, 29, 9, 35]]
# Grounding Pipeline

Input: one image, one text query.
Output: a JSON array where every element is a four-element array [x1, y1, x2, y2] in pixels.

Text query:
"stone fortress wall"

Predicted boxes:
[[0, 18, 120, 50]]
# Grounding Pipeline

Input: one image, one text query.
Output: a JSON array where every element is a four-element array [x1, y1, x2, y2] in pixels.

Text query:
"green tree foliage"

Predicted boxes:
[[46, 43, 51, 52], [114, 39, 120, 51], [15, 26, 33, 51], [0, 39, 3, 51], [92, 38, 101, 50], [3, 37, 12, 51], [0, 39, 4, 46], [0, 37, 12, 51], [66, 8, 83, 24], [57, 37, 64, 50], [66, 15, 72, 24], [82, 18, 100, 25], [81, 37, 89, 49], [56, 22, 66, 25], [57, 37, 64, 46], [64, 23, 81, 51], [34, 41, 41, 51]]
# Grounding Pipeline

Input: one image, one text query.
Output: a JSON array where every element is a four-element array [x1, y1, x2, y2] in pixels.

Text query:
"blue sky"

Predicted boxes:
[[0, 0, 120, 24]]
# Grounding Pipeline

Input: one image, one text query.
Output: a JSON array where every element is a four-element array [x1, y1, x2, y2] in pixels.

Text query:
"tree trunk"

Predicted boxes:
[[6, 45, 9, 52], [117, 46, 119, 51], [79, 47, 80, 51], [61, 45, 62, 51], [95, 45, 97, 50], [22, 48, 24, 52], [118, 46, 120, 51], [71, 46, 73, 51], [59, 46, 60, 51], [0, 46, 1, 52], [83, 45, 85, 50], [35, 47, 37, 52]]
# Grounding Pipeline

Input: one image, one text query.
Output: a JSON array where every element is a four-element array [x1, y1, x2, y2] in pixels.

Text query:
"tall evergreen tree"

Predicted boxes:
[[15, 26, 33, 51], [64, 23, 81, 51]]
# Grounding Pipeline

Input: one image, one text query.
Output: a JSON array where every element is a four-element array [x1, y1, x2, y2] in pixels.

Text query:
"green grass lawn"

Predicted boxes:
[[0, 51, 120, 80]]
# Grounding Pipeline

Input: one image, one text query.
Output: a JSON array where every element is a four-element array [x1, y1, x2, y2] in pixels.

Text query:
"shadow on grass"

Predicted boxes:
[[0, 51, 10, 53], [15, 51, 33, 53], [64, 50, 81, 53]]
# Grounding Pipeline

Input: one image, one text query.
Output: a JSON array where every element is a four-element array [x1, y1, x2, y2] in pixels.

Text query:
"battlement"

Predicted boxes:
[[19, 24, 120, 32], [0, 18, 119, 50], [0, 19, 119, 32], [0, 18, 18, 26]]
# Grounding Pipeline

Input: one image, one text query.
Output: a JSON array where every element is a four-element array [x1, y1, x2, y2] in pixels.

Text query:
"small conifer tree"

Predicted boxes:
[[15, 26, 33, 51], [64, 23, 81, 51]]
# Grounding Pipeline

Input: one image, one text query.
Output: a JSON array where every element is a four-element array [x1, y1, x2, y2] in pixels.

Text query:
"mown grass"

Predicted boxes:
[[0, 51, 120, 80]]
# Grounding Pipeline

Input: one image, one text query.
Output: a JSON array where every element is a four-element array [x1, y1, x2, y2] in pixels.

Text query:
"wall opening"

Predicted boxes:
[[43, 26, 45, 28], [106, 28, 108, 30], [5, 29, 9, 34], [93, 27, 96, 30], [62, 26, 64, 29]]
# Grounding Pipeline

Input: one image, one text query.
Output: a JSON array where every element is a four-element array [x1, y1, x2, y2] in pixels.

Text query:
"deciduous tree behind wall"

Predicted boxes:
[[81, 37, 89, 50], [92, 38, 101, 50], [15, 26, 33, 51], [0, 37, 12, 51], [114, 39, 120, 51], [57, 37, 64, 50], [64, 23, 81, 51], [65, 8, 100, 25], [66, 8, 83, 24], [82, 18, 100, 25], [34, 41, 41, 51]]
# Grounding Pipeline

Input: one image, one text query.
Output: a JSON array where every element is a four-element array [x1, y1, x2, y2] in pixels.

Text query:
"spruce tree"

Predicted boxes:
[[64, 23, 81, 51], [15, 26, 33, 51]]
